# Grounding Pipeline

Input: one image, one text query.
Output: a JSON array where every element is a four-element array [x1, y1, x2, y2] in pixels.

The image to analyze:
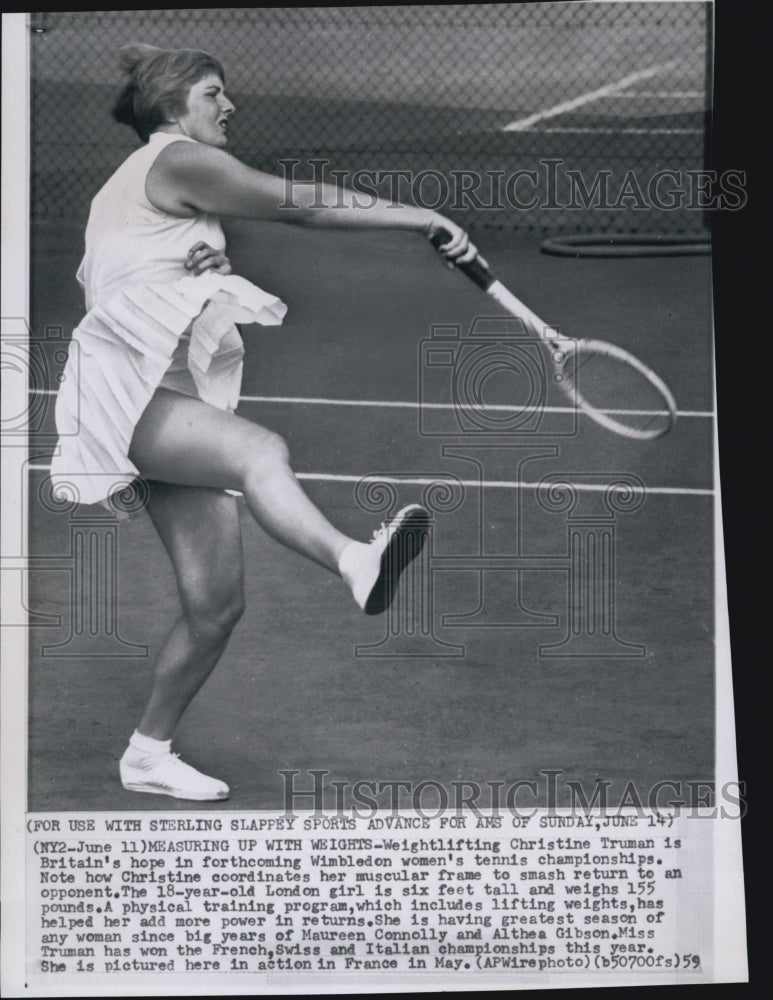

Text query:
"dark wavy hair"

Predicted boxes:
[[112, 44, 226, 142]]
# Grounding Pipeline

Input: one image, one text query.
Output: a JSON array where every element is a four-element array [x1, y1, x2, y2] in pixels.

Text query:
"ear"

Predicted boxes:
[[159, 99, 182, 125]]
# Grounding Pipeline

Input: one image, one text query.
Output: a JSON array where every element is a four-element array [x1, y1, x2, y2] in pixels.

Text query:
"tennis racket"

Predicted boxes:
[[431, 233, 678, 440]]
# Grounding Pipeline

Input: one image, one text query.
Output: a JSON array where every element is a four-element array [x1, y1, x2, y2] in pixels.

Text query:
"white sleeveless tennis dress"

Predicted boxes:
[[51, 132, 287, 506]]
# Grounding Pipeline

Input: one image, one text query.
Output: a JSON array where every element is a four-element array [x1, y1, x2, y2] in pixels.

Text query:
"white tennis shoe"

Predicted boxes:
[[120, 750, 230, 801], [339, 504, 430, 615]]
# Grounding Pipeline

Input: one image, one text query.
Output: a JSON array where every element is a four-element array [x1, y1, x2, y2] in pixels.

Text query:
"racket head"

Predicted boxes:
[[550, 338, 678, 440]]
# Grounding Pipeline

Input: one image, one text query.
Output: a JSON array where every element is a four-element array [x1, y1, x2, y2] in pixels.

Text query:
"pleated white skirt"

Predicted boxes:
[[51, 273, 287, 506]]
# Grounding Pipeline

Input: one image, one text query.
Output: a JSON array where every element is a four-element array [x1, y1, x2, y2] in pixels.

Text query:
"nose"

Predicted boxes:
[[221, 95, 235, 116]]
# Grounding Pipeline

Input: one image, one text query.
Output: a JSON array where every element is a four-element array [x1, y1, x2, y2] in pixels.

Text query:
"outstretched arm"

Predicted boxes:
[[147, 140, 478, 264]]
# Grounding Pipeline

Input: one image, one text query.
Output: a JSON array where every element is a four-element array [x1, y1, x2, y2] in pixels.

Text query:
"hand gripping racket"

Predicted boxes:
[[431, 234, 678, 440]]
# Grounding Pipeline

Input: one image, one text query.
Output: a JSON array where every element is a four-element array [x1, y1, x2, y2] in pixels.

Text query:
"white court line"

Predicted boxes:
[[239, 395, 714, 421], [24, 464, 713, 497], [601, 91, 704, 99], [29, 388, 714, 420], [295, 474, 712, 497], [502, 61, 678, 132], [530, 127, 703, 135]]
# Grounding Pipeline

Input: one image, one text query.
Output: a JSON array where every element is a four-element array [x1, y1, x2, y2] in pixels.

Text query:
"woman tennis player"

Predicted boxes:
[[50, 44, 479, 802]]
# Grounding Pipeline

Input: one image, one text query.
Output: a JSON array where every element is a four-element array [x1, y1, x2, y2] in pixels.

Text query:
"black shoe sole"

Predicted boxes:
[[364, 507, 430, 616]]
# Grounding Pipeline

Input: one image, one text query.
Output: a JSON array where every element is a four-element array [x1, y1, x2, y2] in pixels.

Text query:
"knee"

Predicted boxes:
[[248, 428, 290, 474], [184, 587, 245, 645]]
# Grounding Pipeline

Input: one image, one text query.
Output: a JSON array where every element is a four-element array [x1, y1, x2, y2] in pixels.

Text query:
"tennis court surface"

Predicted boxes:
[[26, 222, 714, 811]]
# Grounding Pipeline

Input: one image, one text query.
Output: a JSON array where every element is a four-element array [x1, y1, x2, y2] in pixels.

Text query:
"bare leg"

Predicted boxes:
[[136, 482, 245, 741], [129, 390, 350, 573]]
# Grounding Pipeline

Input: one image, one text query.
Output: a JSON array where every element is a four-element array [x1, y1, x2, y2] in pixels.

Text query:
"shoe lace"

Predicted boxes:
[[131, 749, 178, 773], [371, 521, 388, 543], [156, 752, 189, 777]]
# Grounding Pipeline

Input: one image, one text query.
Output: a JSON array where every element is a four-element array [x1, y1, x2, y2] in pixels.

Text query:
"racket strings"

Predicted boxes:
[[556, 344, 676, 440]]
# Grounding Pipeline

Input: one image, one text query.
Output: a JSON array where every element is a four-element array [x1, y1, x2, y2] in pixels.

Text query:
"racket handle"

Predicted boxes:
[[430, 230, 494, 290]]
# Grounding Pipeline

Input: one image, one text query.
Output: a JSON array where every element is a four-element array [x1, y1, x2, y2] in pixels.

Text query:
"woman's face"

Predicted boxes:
[[174, 74, 235, 147]]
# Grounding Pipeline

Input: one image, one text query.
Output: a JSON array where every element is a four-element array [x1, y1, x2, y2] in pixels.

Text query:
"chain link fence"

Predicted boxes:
[[30, 4, 711, 233]]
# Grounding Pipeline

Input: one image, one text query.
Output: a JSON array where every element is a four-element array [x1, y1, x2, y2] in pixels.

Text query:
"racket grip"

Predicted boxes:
[[430, 230, 494, 290]]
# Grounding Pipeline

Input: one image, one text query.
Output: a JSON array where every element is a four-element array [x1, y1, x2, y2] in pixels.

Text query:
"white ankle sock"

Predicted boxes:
[[124, 730, 172, 762], [338, 540, 368, 580]]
